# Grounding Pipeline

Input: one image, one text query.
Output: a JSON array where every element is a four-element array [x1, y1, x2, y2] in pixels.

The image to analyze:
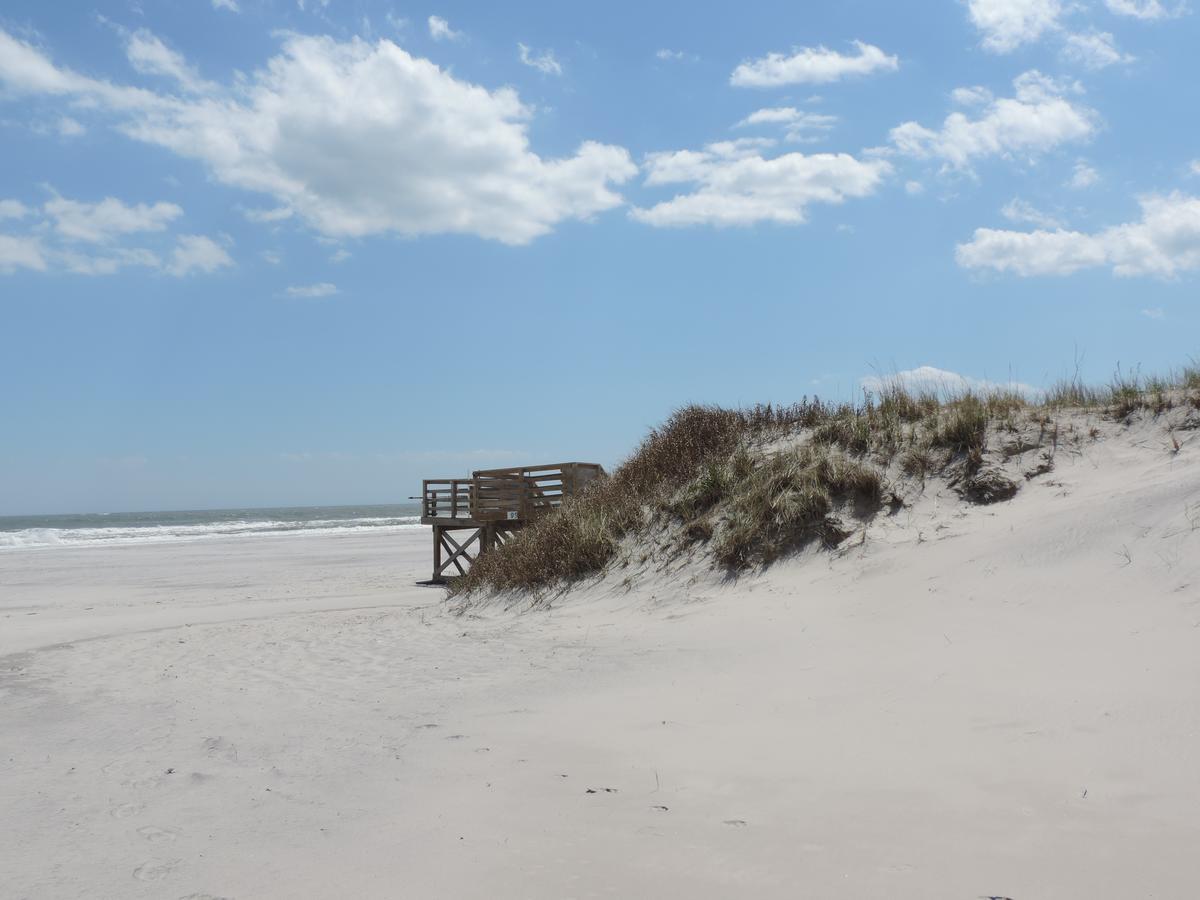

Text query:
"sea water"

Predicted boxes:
[[0, 504, 423, 550]]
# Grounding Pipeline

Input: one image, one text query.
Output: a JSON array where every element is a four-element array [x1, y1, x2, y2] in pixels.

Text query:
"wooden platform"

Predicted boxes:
[[418, 462, 604, 583]]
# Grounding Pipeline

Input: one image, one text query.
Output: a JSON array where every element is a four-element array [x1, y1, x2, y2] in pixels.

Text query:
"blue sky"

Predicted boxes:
[[1, 0, 1198, 514]]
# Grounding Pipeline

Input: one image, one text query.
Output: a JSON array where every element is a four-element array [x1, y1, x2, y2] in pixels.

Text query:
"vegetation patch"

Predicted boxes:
[[453, 364, 1200, 599]]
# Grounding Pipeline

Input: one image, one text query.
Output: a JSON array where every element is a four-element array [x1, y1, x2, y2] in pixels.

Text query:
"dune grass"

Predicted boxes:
[[452, 363, 1200, 598]]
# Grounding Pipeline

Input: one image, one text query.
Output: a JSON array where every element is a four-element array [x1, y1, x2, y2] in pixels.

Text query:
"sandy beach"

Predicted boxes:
[[4, 419, 1199, 899]]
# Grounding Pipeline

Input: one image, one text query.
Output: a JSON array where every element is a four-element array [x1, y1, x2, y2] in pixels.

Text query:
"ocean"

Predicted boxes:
[[0, 504, 424, 550]]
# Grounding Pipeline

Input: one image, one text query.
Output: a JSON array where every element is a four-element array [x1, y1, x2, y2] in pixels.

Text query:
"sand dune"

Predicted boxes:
[[3, 414, 1199, 898]]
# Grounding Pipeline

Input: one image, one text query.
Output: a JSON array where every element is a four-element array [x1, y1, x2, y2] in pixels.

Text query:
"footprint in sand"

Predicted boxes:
[[203, 737, 239, 763], [723, 819, 748, 827], [110, 801, 144, 819], [133, 858, 181, 881], [137, 825, 180, 843]]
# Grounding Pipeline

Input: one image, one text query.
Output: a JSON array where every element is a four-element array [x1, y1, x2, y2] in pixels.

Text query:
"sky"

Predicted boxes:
[[1, 0, 1198, 514]]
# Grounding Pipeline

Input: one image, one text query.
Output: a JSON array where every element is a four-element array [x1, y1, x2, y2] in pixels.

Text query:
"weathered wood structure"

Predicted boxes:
[[419, 462, 605, 583]]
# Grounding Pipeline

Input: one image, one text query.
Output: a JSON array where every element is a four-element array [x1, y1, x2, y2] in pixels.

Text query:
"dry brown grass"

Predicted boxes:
[[453, 362, 1199, 598], [710, 447, 884, 569]]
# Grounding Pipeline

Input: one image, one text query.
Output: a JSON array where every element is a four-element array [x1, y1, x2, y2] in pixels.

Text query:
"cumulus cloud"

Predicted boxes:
[[1068, 159, 1100, 188], [57, 246, 160, 276], [630, 139, 891, 228], [243, 206, 294, 224], [427, 16, 461, 42], [861, 366, 1041, 398], [956, 192, 1200, 278], [0, 29, 637, 245], [656, 48, 693, 61], [967, 0, 1065, 52], [730, 41, 898, 87], [56, 115, 85, 137], [951, 86, 994, 107], [0, 28, 161, 110], [1001, 197, 1062, 229], [517, 43, 562, 76], [125, 29, 214, 94], [1061, 31, 1134, 68], [285, 281, 339, 297], [43, 195, 182, 243], [212, 0, 240, 10], [166, 234, 233, 276], [1105, 0, 1186, 18], [735, 107, 838, 142], [0, 234, 46, 273], [0, 190, 228, 278], [889, 71, 1096, 172]]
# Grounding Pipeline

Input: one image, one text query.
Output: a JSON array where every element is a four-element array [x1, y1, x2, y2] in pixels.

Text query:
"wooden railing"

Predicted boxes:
[[421, 462, 605, 523], [421, 478, 474, 519]]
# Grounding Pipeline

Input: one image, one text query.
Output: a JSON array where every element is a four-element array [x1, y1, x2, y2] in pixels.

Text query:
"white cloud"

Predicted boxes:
[[212, 0, 240, 10], [330, 248, 350, 262], [427, 16, 461, 42], [1141, 306, 1165, 319], [656, 49, 689, 61], [1105, 0, 1185, 19], [1190, 160, 1200, 176], [905, 180, 925, 195], [0, 30, 636, 246], [261, 250, 282, 264], [517, 43, 562, 76], [956, 192, 1200, 278], [0, 188, 233, 278], [285, 281, 339, 297], [1062, 31, 1134, 68], [967, 0, 1065, 53], [890, 71, 1095, 172], [44, 195, 183, 243], [125, 29, 213, 94], [735, 107, 838, 142], [58, 246, 160, 276], [861, 366, 1041, 398], [730, 41, 898, 87], [166, 234, 233, 276], [1068, 159, 1100, 188], [951, 86, 994, 106], [56, 116, 84, 136], [0, 199, 28, 219], [0, 28, 161, 110], [631, 140, 891, 228], [0, 234, 46, 273], [244, 206, 294, 224], [736, 107, 799, 126], [1001, 197, 1063, 229]]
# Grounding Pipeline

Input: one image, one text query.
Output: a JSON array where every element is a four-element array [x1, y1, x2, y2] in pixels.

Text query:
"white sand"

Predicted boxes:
[[4, 423, 1200, 898]]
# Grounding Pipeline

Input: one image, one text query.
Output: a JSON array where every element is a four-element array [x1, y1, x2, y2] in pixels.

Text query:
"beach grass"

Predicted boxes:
[[453, 363, 1200, 597]]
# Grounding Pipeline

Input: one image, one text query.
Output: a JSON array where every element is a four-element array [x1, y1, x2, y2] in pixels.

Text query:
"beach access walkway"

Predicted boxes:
[[418, 462, 604, 583]]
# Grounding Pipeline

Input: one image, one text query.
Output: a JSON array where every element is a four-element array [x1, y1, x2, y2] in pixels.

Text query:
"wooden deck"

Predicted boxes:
[[418, 462, 604, 583]]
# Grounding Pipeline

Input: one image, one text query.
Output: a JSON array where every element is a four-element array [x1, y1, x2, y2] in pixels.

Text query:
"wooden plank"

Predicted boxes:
[[439, 528, 479, 578], [472, 463, 579, 477]]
